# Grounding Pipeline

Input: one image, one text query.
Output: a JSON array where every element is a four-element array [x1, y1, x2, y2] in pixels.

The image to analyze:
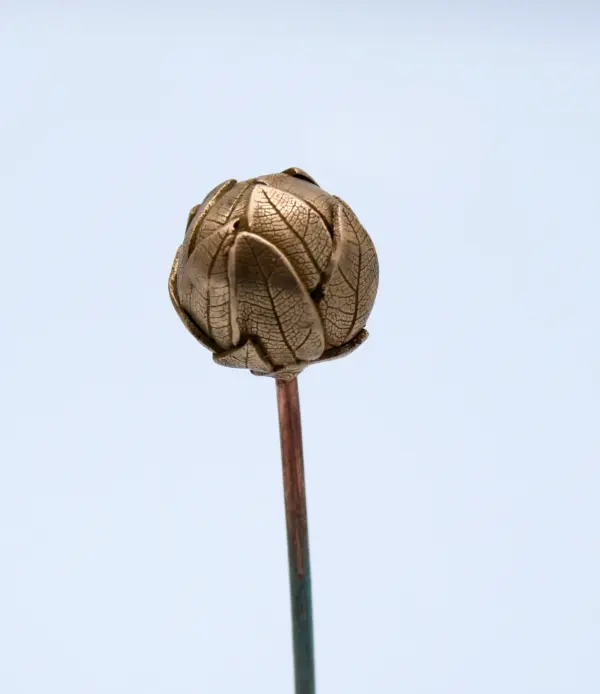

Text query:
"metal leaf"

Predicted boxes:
[[318, 329, 369, 364], [168, 247, 218, 352], [197, 180, 255, 240], [318, 199, 379, 346], [178, 221, 237, 350], [247, 185, 332, 292], [230, 232, 325, 367], [256, 174, 334, 228], [214, 339, 273, 373], [281, 167, 320, 186], [179, 179, 236, 272]]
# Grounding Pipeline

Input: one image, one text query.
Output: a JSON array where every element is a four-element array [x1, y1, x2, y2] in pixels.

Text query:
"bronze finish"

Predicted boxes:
[[277, 377, 315, 694], [169, 167, 379, 379]]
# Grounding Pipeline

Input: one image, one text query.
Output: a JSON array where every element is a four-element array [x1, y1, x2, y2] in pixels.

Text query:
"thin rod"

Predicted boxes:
[[276, 376, 316, 694]]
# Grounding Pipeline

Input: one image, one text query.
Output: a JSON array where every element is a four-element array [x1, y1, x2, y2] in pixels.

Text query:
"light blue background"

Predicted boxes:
[[1, 5, 599, 693]]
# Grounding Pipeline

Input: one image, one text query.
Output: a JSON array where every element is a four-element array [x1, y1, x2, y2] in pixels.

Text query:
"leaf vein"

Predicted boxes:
[[263, 189, 322, 274], [244, 237, 298, 361], [206, 232, 232, 340]]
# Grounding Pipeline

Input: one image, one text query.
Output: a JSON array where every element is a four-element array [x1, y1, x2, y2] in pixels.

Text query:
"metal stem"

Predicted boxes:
[[276, 376, 316, 694]]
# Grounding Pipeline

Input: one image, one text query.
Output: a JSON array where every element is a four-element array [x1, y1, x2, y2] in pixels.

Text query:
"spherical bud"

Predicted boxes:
[[169, 167, 379, 378]]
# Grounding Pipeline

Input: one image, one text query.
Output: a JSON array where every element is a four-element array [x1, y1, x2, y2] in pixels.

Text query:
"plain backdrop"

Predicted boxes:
[[1, 4, 599, 693]]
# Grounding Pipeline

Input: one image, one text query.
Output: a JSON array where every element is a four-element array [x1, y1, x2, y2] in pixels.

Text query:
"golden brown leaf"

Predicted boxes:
[[213, 340, 273, 373], [168, 247, 218, 352], [179, 179, 236, 273], [256, 174, 334, 228], [198, 180, 255, 240], [178, 221, 237, 350], [230, 232, 325, 367], [247, 185, 332, 291], [318, 329, 369, 364], [281, 167, 319, 186], [318, 199, 379, 346]]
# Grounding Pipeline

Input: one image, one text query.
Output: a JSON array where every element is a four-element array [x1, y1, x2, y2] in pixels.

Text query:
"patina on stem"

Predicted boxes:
[[276, 376, 315, 694]]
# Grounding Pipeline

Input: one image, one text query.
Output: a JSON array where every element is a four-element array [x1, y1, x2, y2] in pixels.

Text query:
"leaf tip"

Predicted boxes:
[[281, 167, 319, 187]]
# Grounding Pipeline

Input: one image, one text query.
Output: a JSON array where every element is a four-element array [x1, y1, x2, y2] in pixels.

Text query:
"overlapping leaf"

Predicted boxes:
[[248, 185, 332, 291], [256, 174, 334, 229], [318, 199, 379, 346], [198, 181, 255, 240], [178, 221, 237, 350], [179, 179, 236, 272], [168, 247, 218, 352], [230, 232, 325, 367], [213, 340, 273, 373], [281, 167, 319, 186]]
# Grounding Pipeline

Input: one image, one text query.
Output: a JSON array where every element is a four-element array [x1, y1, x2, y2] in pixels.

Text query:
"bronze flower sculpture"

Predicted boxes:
[[169, 167, 379, 694], [169, 167, 378, 378]]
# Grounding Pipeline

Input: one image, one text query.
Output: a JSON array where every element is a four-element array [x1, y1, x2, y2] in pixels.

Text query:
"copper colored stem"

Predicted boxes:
[[276, 376, 315, 694]]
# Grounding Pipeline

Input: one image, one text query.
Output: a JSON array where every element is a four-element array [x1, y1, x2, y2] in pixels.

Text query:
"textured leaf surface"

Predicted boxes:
[[319, 199, 379, 346], [198, 181, 254, 239], [281, 167, 319, 186], [214, 340, 273, 373], [168, 247, 218, 352], [178, 222, 237, 350], [231, 232, 325, 367], [248, 185, 332, 291], [179, 179, 236, 270], [318, 329, 369, 364], [256, 174, 334, 228]]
